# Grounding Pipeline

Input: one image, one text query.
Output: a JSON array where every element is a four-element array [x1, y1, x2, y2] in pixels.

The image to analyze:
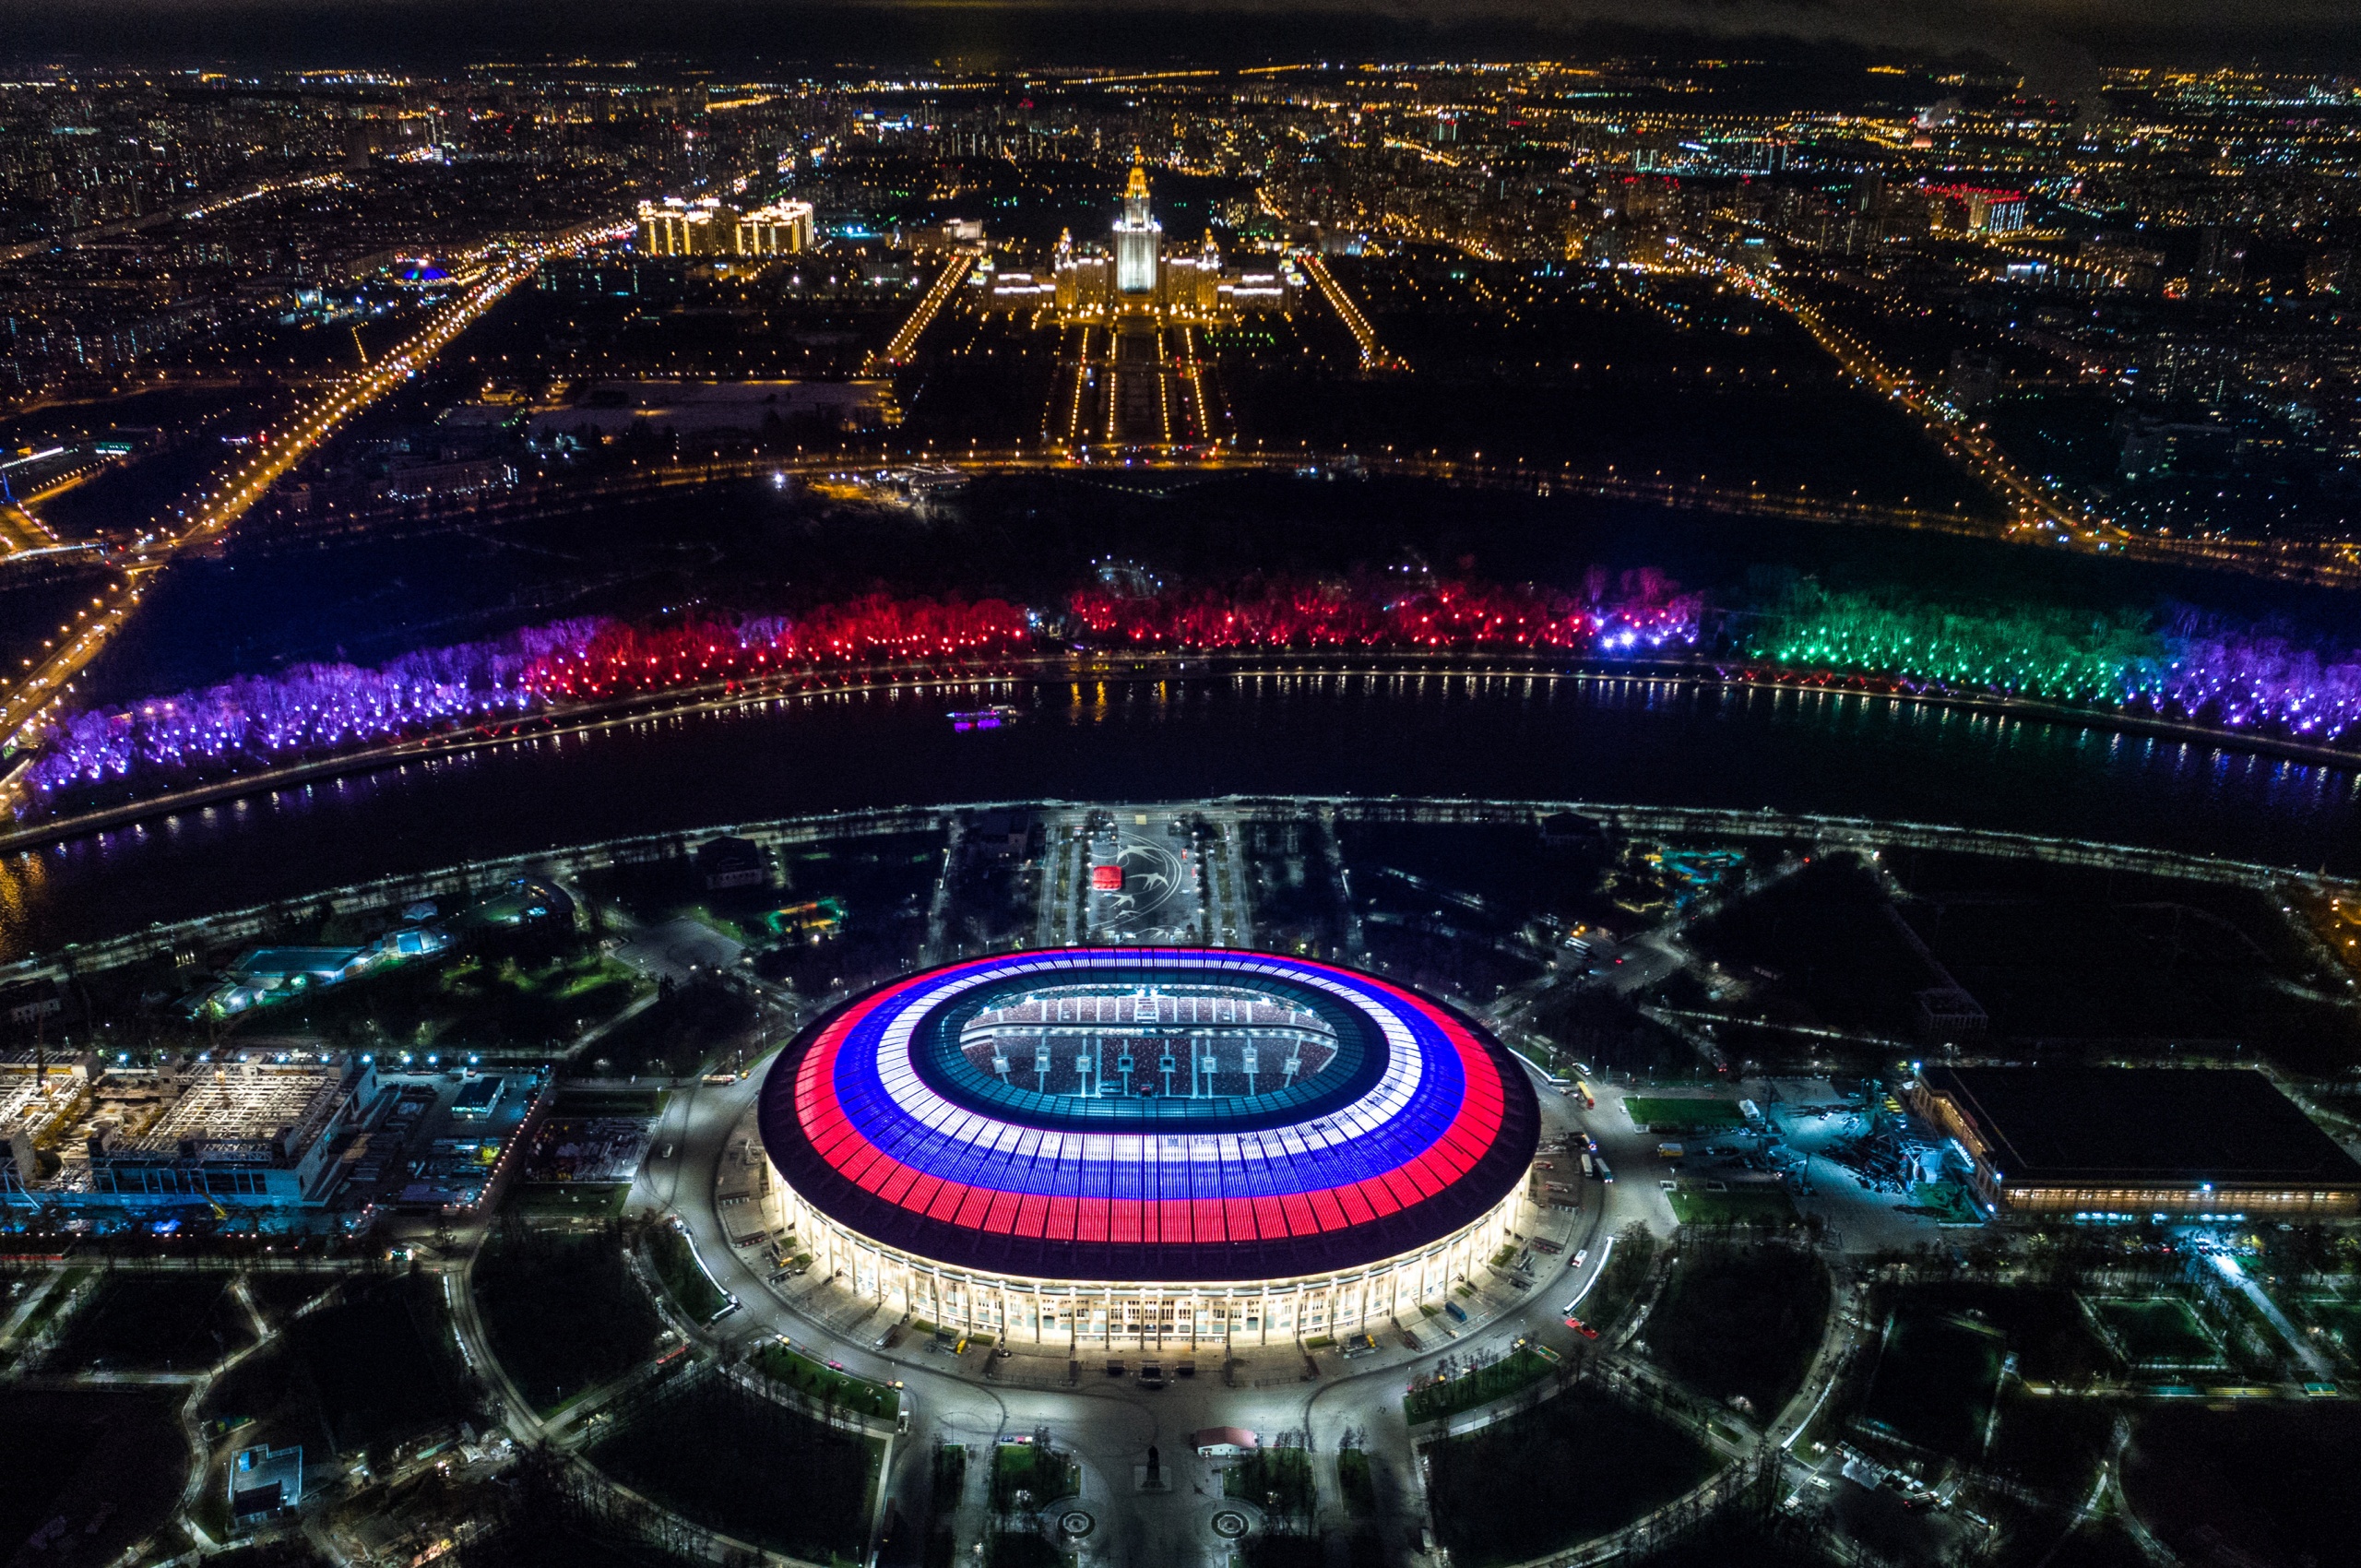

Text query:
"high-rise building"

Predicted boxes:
[[1928, 185, 2026, 234], [1112, 153, 1162, 296], [1052, 165, 1297, 323], [636, 196, 813, 257]]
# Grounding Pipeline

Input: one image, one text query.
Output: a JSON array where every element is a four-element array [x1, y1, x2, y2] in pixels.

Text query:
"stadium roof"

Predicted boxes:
[[1923, 1066, 2361, 1189], [759, 949, 1539, 1282]]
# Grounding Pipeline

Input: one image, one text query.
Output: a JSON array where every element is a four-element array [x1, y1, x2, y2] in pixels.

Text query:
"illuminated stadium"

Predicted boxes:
[[755, 949, 1540, 1348]]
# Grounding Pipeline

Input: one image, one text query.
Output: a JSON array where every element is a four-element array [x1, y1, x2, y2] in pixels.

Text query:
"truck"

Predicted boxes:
[[1579, 1152, 1596, 1179], [1596, 1159, 1614, 1182], [1656, 1142, 1686, 1161], [1443, 1300, 1469, 1324]]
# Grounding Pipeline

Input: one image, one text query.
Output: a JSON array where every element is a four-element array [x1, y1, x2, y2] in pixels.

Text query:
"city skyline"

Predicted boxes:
[[3, 18, 2360, 1568]]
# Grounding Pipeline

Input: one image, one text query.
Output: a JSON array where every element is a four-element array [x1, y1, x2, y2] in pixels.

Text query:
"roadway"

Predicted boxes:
[[639, 1026, 1697, 1567], [0, 216, 627, 755]]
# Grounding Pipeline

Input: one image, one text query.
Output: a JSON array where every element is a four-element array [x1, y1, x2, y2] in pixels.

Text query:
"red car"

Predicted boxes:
[[1564, 1317, 1600, 1339]]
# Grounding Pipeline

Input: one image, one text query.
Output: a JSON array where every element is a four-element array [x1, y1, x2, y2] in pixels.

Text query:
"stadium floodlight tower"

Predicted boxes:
[[1118, 1046, 1134, 1096], [1241, 1043, 1259, 1097], [1283, 1041, 1302, 1087], [1159, 1045, 1178, 1097], [1035, 1041, 1051, 1092], [1076, 1050, 1096, 1098]]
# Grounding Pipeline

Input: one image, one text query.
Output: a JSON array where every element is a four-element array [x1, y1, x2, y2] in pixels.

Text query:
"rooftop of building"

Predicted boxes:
[[1922, 1065, 2361, 1189]]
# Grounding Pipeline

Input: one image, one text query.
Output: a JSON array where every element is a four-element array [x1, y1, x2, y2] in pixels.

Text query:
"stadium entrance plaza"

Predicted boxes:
[[625, 1048, 1964, 1563]]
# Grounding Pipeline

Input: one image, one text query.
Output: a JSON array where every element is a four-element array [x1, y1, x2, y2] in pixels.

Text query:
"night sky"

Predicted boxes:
[[0, 0, 2352, 74]]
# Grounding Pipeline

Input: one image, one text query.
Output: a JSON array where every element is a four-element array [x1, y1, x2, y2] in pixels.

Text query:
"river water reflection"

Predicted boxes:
[[2, 669, 2355, 958]]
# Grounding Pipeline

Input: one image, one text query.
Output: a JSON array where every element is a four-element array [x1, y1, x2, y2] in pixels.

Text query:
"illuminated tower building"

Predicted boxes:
[[636, 196, 813, 257], [1112, 152, 1162, 298]]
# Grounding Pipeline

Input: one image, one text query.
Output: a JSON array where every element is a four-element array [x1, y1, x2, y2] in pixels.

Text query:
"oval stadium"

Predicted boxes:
[[754, 948, 1541, 1348]]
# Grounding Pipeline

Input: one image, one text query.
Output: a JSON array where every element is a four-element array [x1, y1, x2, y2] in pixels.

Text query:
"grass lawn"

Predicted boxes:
[[1666, 1184, 1797, 1227], [588, 978, 756, 1078], [1405, 1347, 1558, 1425], [1623, 1096, 1747, 1131], [753, 1340, 901, 1420], [646, 1224, 731, 1324], [473, 1222, 665, 1413], [592, 1374, 881, 1562], [2087, 1297, 2225, 1370], [514, 1182, 632, 1218], [1642, 1244, 1831, 1420], [1423, 1385, 1720, 1568], [1894, 1283, 2117, 1388], [991, 1441, 1078, 1511], [1336, 1447, 1377, 1518]]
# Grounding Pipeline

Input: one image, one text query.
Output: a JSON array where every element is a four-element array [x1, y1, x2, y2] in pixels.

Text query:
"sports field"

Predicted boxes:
[[1624, 1096, 1747, 1131], [2087, 1297, 2225, 1370]]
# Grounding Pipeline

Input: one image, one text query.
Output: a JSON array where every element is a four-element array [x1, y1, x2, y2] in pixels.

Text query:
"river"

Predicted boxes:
[[2, 667, 2355, 959]]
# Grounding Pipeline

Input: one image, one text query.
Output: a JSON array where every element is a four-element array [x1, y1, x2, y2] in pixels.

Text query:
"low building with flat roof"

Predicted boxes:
[[1911, 1066, 2361, 1218], [230, 1443, 303, 1521]]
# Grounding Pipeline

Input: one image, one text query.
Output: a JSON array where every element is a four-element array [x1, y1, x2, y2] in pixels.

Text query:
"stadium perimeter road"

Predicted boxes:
[[645, 1051, 1660, 1566]]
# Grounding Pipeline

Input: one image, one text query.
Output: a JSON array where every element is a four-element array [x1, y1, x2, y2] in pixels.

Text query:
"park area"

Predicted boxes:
[[1422, 1385, 1719, 1567], [239, 934, 645, 1051], [1641, 1243, 1831, 1420], [44, 1271, 255, 1373], [1405, 1345, 1559, 1425], [1847, 1282, 2123, 1473], [473, 1220, 666, 1413], [2300, 1293, 2361, 1366], [1225, 1446, 1316, 1530], [0, 1390, 188, 1568], [2124, 1404, 2361, 1568], [753, 1338, 901, 1420], [991, 1440, 1079, 1513], [204, 1271, 472, 1473], [590, 1372, 882, 1563], [646, 1222, 731, 1324]]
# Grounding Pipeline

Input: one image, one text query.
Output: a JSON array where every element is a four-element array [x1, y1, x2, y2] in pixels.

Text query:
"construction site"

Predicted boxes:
[[0, 1051, 380, 1210]]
